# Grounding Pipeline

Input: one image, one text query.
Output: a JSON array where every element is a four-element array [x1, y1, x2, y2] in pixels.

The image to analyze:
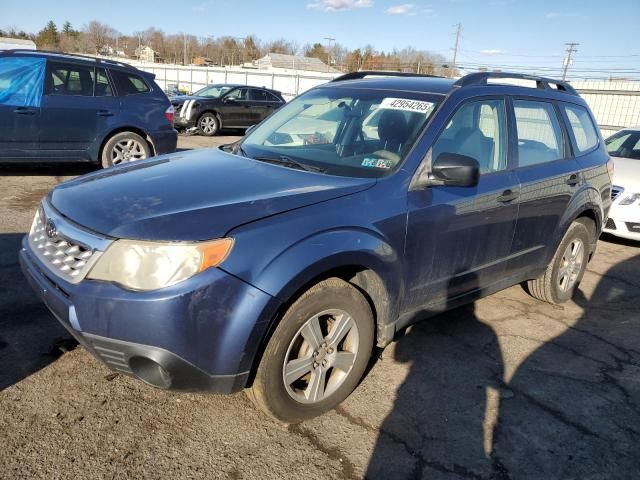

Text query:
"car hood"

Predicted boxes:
[[48, 149, 375, 241], [612, 156, 640, 192]]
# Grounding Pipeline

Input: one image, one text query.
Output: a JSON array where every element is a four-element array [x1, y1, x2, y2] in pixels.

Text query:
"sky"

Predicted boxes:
[[3, 0, 639, 79]]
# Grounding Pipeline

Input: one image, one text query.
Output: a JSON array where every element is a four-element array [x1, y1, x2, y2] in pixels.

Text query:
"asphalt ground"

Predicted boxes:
[[1, 134, 639, 479]]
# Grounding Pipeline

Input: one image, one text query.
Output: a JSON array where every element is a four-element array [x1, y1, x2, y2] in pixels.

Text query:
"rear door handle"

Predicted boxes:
[[497, 189, 519, 203], [14, 107, 36, 115], [566, 174, 579, 186], [97, 110, 114, 117]]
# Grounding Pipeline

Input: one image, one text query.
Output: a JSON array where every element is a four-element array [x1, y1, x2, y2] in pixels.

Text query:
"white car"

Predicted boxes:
[[604, 128, 640, 241]]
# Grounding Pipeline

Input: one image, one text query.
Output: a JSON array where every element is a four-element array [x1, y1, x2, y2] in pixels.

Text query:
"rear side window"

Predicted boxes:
[[110, 70, 151, 95], [250, 89, 269, 101], [47, 62, 94, 96], [513, 100, 564, 167], [564, 104, 599, 154]]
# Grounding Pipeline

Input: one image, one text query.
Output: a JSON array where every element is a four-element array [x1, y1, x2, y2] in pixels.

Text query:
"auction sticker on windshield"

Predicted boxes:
[[380, 98, 435, 115]]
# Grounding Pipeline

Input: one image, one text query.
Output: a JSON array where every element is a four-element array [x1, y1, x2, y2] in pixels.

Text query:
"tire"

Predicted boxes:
[[527, 218, 594, 304], [197, 112, 219, 136], [101, 132, 151, 168], [247, 278, 374, 423]]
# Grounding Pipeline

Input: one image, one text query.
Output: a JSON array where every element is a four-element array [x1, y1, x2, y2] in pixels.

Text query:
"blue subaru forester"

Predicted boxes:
[[21, 71, 612, 422], [0, 50, 177, 168]]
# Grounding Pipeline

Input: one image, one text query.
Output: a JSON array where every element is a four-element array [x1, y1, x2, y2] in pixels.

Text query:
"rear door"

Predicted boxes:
[[40, 61, 119, 161], [505, 97, 580, 278], [404, 97, 520, 311], [249, 88, 281, 123], [0, 56, 43, 161]]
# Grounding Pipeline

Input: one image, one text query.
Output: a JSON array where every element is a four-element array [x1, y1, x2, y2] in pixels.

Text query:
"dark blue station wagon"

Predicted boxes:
[[20, 71, 612, 422], [0, 50, 177, 168]]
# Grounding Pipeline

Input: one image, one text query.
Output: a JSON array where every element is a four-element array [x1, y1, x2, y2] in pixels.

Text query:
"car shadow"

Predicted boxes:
[[0, 163, 99, 177], [365, 255, 640, 479], [0, 233, 76, 391]]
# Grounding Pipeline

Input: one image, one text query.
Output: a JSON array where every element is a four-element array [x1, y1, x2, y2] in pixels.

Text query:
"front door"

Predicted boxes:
[[0, 56, 43, 161], [221, 87, 251, 127], [404, 97, 520, 313]]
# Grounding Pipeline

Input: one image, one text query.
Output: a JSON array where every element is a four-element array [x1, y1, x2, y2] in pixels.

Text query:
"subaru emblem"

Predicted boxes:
[[45, 219, 57, 239]]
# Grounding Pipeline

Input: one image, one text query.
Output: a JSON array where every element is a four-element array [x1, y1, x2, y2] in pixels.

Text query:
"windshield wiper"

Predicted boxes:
[[253, 155, 326, 173]]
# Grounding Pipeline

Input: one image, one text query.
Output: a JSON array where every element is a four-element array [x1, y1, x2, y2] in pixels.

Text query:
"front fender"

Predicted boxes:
[[222, 228, 404, 340]]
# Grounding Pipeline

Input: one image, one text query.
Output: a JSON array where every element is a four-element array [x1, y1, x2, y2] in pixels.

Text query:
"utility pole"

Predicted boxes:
[[324, 36, 336, 72], [451, 23, 462, 77], [183, 32, 187, 66], [562, 42, 579, 80]]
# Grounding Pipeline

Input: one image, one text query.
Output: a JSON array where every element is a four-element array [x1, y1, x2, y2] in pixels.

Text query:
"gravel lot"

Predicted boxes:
[[1, 135, 639, 479]]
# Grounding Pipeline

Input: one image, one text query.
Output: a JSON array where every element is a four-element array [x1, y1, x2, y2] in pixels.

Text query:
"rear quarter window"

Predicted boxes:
[[563, 104, 599, 154], [110, 70, 151, 95]]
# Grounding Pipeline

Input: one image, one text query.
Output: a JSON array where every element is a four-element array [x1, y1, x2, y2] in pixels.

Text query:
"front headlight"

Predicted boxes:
[[619, 193, 640, 206], [87, 238, 234, 291]]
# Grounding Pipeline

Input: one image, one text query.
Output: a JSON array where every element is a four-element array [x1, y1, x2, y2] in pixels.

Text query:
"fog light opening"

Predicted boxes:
[[129, 356, 172, 389]]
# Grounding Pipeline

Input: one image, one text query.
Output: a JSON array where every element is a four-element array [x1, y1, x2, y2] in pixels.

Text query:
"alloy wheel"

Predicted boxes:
[[282, 309, 359, 404]]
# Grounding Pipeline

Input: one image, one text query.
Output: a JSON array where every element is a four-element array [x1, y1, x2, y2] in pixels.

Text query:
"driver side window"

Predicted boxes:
[[432, 99, 507, 174]]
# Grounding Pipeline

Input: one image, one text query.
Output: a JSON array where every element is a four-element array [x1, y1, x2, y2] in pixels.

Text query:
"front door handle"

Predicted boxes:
[[14, 107, 36, 115], [497, 189, 519, 203], [566, 174, 579, 186], [97, 110, 114, 117]]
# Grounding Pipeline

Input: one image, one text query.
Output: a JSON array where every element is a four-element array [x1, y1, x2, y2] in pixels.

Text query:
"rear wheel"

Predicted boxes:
[[198, 112, 219, 136], [101, 132, 151, 168], [247, 278, 374, 423], [527, 218, 594, 304]]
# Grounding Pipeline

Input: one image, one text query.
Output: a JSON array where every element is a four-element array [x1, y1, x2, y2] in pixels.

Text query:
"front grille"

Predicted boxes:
[[28, 206, 105, 284], [611, 185, 624, 201], [605, 218, 617, 230]]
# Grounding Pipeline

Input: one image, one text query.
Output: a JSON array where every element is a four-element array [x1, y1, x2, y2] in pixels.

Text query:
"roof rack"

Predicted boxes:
[[2, 49, 139, 71], [331, 70, 444, 82], [454, 72, 578, 96]]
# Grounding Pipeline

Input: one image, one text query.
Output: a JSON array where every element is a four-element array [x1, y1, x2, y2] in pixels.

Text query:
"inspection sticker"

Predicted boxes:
[[380, 97, 435, 115], [362, 158, 394, 169]]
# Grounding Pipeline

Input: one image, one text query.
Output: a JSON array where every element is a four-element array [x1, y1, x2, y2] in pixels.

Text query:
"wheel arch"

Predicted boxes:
[[98, 126, 155, 162]]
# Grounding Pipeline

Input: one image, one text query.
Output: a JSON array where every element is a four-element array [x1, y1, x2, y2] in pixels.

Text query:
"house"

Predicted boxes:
[[253, 52, 340, 74], [135, 46, 158, 63], [0, 37, 36, 50]]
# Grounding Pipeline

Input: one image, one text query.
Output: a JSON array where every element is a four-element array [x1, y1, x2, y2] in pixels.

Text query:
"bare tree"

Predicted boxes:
[[84, 20, 116, 54]]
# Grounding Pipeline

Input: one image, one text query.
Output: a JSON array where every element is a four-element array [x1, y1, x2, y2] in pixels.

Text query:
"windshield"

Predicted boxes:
[[239, 87, 439, 177], [193, 85, 232, 98], [606, 130, 640, 160]]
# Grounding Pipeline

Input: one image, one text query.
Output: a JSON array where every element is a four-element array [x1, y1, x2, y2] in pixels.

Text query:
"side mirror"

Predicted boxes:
[[222, 97, 233, 103], [430, 152, 479, 187]]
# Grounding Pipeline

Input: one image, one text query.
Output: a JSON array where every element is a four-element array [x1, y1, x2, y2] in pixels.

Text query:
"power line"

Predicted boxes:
[[451, 22, 462, 76]]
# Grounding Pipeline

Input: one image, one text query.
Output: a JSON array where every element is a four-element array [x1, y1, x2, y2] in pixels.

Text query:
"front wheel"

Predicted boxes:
[[526, 219, 595, 304], [197, 112, 219, 136], [247, 278, 374, 423]]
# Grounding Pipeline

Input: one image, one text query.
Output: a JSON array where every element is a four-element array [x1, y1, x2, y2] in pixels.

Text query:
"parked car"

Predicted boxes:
[[603, 127, 640, 241], [21, 71, 612, 423], [0, 50, 177, 168], [171, 84, 285, 136]]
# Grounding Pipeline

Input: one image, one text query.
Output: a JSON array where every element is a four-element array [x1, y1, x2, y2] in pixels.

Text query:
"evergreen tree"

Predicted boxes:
[[37, 20, 59, 48]]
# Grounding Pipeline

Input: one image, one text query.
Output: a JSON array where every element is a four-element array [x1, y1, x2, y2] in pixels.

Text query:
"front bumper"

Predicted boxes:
[[20, 238, 280, 393], [603, 201, 640, 241]]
